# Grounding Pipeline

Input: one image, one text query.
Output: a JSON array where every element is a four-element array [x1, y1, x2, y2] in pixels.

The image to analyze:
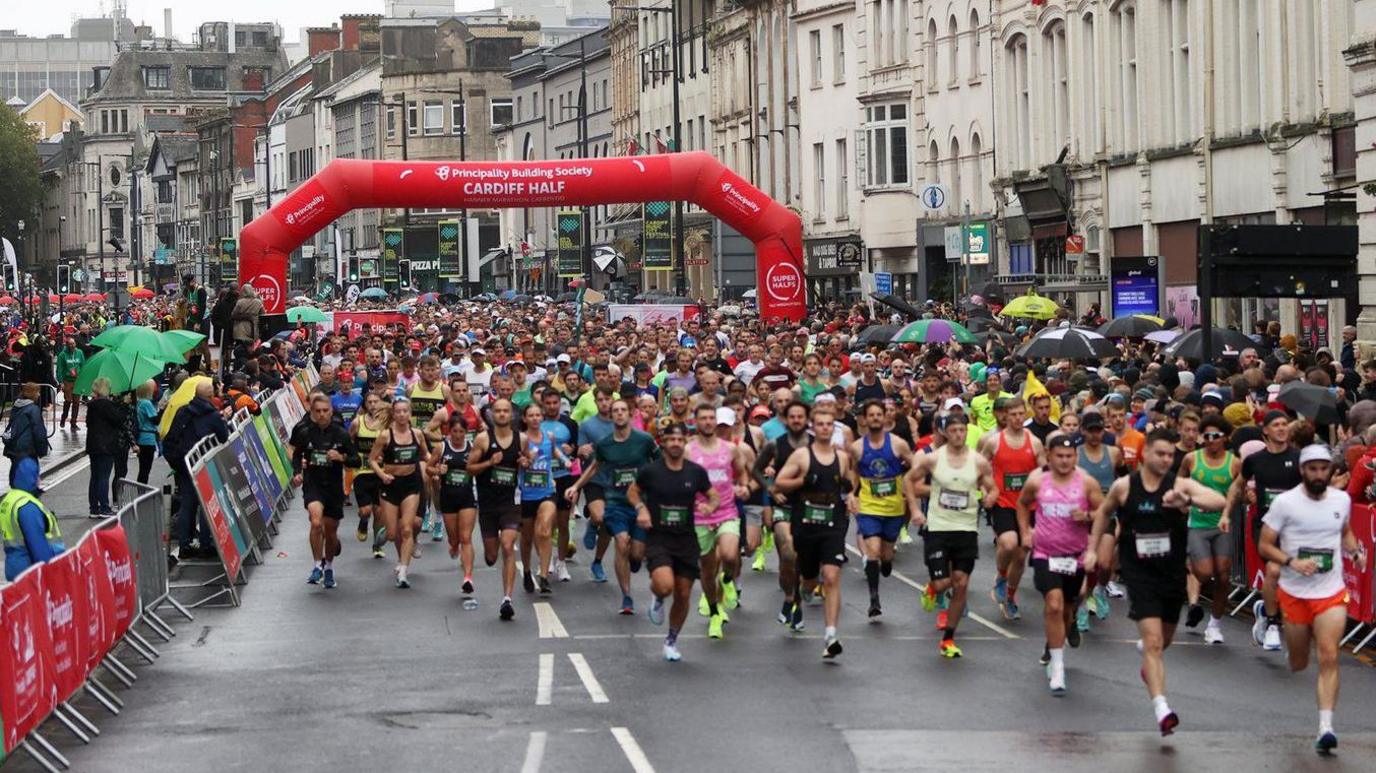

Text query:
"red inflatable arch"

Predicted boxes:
[[238, 151, 805, 321]]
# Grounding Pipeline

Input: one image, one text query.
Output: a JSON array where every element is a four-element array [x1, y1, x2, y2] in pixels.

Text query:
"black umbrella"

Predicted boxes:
[[1278, 382, 1340, 425], [869, 293, 924, 321], [965, 316, 1000, 333], [1161, 328, 1269, 361], [977, 329, 1020, 347], [856, 324, 902, 346], [1097, 314, 1166, 339], [1016, 326, 1118, 359], [974, 281, 1006, 304]]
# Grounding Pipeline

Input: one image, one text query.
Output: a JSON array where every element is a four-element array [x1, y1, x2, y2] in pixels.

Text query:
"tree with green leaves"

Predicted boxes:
[[0, 104, 42, 243]]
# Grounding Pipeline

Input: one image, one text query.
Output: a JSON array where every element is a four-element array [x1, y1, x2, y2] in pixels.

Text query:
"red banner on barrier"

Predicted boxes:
[[1243, 504, 1265, 590], [0, 569, 54, 755], [1345, 503, 1376, 624], [194, 466, 243, 582], [76, 535, 116, 678], [39, 551, 87, 703], [95, 526, 137, 641], [332, 311, 409, 337]]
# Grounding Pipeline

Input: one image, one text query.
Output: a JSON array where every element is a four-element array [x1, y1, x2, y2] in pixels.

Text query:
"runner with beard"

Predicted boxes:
[[758, 400, 811, 631]]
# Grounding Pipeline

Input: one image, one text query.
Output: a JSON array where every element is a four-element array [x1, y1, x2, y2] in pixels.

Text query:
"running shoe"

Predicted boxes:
[[1039, 644, 1051, 666], [790, 602, 805, 632], [523, 571, 535, 593], [1048, 663, 1066, 694], [1315, 730, 1338, 755], [461, 578, 475, 595], [1067, 624, 1081, 649], [992, 575, 1008, 604], [538, 575, 552, 595], [629, 558, 642, 574], [412, 543, 422, 559], [356, 517, 370, 542], [590, 560, 607, 583], [708, 612, 725, 639], [939, 638, 962, 658], [649, 596, 666, 626], [1076, 606, 1091, 633], [699, 592, 712, 617], [920, 584, 938, 613], [1251, 600, 1268, 647], [430, 519, 444, 542], [1105, 580, 1126, 598], [722, 579, 739, 610], [582, 522, 599, 550], [619, 595, 635, 616], [1001, 596, 1021, 621], [1158, 712, 1179, 737], [396, 575, 411, 589], [777, 600, 793, 626], [372, 546, 386, 559], [1263, 624, 1282, 651], [898, 525, 913, 545], [751, 549, 768, 572], [306, 566, 323, 585], [1203, 625, 1225, 645], [564, 542, 577, 560], [1092, 585, 1111, 620], [935, 609, 949, 631], [663, 643, 682, 662], [761, 531, 775, 555], [868, 598, 882, 619], [1185, 603, 1205, 629], [823, 634, 843, 660], [322, 568, 336, 589], [555, 560, 571, 582], [499, 598, 515, 621]]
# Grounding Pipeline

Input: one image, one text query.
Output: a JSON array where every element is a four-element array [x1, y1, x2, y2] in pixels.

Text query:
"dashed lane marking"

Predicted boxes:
[[568, 652, 609, 704], [521, 731, 547, 773], [610, 727, 655, 773], [535, 602, 569, 639], [536, 653, 553, 706]]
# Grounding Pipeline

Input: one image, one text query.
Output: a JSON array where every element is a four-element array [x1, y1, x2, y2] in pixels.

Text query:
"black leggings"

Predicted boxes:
[[137, 444, 157, 484]]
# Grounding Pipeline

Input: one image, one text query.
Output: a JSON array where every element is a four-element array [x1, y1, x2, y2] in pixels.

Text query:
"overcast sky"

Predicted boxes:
[[9, 1, 491, 44]]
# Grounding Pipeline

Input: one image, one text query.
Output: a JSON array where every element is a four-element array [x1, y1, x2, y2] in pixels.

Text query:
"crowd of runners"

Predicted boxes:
[[276, 297, 1368, 754]]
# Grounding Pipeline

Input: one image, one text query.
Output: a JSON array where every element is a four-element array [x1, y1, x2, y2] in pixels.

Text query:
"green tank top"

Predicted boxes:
[[1188, 449, 1234, 529], [799, 379, 828, 405]]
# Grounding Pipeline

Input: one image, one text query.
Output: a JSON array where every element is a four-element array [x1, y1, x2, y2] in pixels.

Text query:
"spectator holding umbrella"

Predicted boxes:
[[85, 376, 127, 517]]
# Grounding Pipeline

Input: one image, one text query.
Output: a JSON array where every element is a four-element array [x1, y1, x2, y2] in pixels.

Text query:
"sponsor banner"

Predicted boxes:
[[0, 569, 52, 755], [382, 228, 402, 285], [95, 525, 137, 642], [240, 422, 285, 509], [1346, 504, 1376, 624], [607, 304, 701, 325], [220, 237, 238, 284], [713, 170, 765, 224], [39, 551, 87, 702], [333, 311, 410, 337], [438, 220, 461, 279], [211, 440, 269, 549], [253, 414, 292, 489], [432, 163, 596, 206], [557, 209, 584, 277], [1111, 256, 1161, 318], [193, 465, 243, 582], [75, 536, 116, 681], [642, 202, 672, 272]]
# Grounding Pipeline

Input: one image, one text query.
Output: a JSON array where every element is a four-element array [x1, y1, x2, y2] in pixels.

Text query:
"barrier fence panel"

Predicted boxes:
[[211, 436, 272, 552]]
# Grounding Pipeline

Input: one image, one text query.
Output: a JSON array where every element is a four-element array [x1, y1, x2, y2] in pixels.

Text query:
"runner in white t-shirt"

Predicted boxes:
[[1259, 444, 1367, 756]]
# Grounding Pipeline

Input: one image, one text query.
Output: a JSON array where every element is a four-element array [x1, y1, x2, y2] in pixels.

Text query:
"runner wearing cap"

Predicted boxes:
[[1258, 443, 1366, 755], [1089, 428, 1228, 736], [852, 353, 890, 405], [686, 404, 752, 639], [1017, 435, 1103, 693], [1077, 409, 1122, 624], [980, 396, 1045, 621], [907, 410, 998, 658], [850, 399, 915, 619], [1224, 409, 1300, 652]]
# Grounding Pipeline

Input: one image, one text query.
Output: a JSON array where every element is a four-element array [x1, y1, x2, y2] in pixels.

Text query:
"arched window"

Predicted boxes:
[[1080, 12, 1098, 152], [949, 136, 962, 210], [970, 132, 984, 210], [948, 16, 960, 85], [969, 9, 981, 79], [1006, 34, 1031, 169], [1111, 1, 1138, 152], [927, 139, 940, 190], [927, 19, 939, 89], [1043, 21, 1069, 155]]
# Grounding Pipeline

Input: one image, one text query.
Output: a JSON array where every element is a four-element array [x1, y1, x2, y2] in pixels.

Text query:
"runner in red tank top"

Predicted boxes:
[[978, 397, 1044, 620]]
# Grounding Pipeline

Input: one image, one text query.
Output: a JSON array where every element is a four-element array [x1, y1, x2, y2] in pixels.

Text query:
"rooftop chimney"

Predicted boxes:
[[163, 8, 172, 40]]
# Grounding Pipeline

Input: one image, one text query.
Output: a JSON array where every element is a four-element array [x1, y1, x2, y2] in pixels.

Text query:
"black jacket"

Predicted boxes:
[[85, 396, 129, 456], [3, 399, 48, 459]]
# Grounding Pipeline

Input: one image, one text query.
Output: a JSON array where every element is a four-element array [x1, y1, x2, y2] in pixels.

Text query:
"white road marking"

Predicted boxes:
[[845, 545, 1020, 640], [535, 602, 569, 639], [43, 458, 91, 491], [536, 653, 554, 706], [610, 727, 655, 773], [567, 652, 609, 704], [521, 731, 547, 773]]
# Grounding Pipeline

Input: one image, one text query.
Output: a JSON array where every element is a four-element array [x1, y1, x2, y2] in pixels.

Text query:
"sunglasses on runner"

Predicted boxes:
[[1202, 432, 1226, 441]]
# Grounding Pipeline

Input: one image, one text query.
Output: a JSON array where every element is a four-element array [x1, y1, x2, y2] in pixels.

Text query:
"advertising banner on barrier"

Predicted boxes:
[[39, 550, 87, 702], [201, 459, 252, 559], [1346, 503, 1376, 624], [243, 421, 286, 503], [76, 536, 116, 678], [253, 415, 291, 489], [1243, 505, 1265, 591], [264, 398, 292, 450], [95, 525, 137, 640], [233, 431, 278, 524], [0, 568, 53, 755], [606, 304, 701, 325], [212, 439, 268, 547], [193, 465, 243, 583]]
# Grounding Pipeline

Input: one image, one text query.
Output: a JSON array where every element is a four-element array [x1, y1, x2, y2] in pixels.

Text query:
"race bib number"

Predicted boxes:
[[466, 431, 477, 446], [1135, 532, 1171, 559], [309, 450, 330, 467], [801, 501, 832, 525], [1048, 556, 1079, 575], [938, 489, 970, 511], [613, 467, 637, 487], [524, 470, 550, 488], [445, 469, 471, 487], [468, 383, 485, 397], [707, 468, 729, 484], [660, 505, 689, 527], [869, 478, 898, 497], [1298, 547, 1335, 573], [393, 446, 418, 464], [491, 466, 517, 486], [1262, 489, 1283, 511], [1003, 472, 1028, 491]]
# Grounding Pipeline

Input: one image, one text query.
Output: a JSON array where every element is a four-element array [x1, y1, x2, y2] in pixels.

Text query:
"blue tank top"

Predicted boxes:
[[858, 433, 902, 480], [519, 430, 556, 499], [331, 392, 362, 429], [1077, 445, 1116, 492]]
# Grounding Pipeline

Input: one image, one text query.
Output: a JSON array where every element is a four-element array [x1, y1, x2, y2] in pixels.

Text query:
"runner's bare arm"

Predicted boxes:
[[977, 456, 999, 508], [368, 429, 390, 477], [1015, 471, 1041, 547], [773, 447, 810, 493], [465, 432, 492, 476]]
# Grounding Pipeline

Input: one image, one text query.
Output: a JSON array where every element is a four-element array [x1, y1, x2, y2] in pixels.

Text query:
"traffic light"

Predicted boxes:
[[348, 256, 359, 282], [398, 258, 411, 289], [57, 265, 70, 293], [3, 265, 14, 293]]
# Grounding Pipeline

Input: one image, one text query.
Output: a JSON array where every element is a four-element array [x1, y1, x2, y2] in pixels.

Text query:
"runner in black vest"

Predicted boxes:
[[467, 398, 522, 621], [1090, 428, 1228, 738], [756, 400, 811, 630]]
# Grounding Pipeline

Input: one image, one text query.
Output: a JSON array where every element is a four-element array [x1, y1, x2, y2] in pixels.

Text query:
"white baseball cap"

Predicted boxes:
[[1299, 444, 1332, 465], [471, 347, 486, 356], [715, 406, 737, 426], [943, 397, 966, 411]]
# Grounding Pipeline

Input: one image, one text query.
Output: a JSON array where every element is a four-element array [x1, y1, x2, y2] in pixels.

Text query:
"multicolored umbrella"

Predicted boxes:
[[892, 319, 978, 345], [418, 292, 440, 304], [1000, 290, 1061, 320]]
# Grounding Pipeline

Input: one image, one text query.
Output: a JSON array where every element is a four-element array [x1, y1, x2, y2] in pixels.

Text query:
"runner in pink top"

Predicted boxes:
[[685, 404, 752, 637], [1016, 435, 1106, 694]]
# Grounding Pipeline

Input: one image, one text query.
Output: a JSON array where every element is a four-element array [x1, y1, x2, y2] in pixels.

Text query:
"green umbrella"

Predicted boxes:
[[891, 319, 978, 345], [287, 306, 329, 324], [91, 324, 188, 361], [163, 329, 207, 353], [73, 349, 167, 396]]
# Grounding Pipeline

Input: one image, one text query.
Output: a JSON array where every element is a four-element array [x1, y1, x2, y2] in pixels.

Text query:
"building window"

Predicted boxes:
[[423, 101, 443, 135], [100, 110, 109, 134], [406, 101, 419, 136], [926, 18, 939, 89], [970, 132, 983, 210], [948, 16, 960, 86], [813, 142, 826, 219], [835, 138, 849, 218], [1044, 21, 1069, 157], [864, 103, 909, 188], [833, 24, 846, 82], [451, 100, 466, 134], [1167, 0, 1191, 143], [516, 95, 523, 122], [1080, 12, 1098, 154], [809, 30, 823, 87], [1006, 34, 1031, 169], [490, 97, 513, 127], [969, 9, 981, 79], [949, 136, 962, 209], [927, 140, 940, 189], [188, 67, 226, 90], [109, 207, 125, 240], [1112, 2, 1139, 152], [386, 105, 396, 139], [548, 98, 555, 128], [143, 66, 169, 89]]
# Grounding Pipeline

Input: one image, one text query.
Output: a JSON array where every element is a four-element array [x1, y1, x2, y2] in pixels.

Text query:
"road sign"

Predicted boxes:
[[875, 272, 892, 295], [944, 226, 964, 263], [920, 184, 947, 211]]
